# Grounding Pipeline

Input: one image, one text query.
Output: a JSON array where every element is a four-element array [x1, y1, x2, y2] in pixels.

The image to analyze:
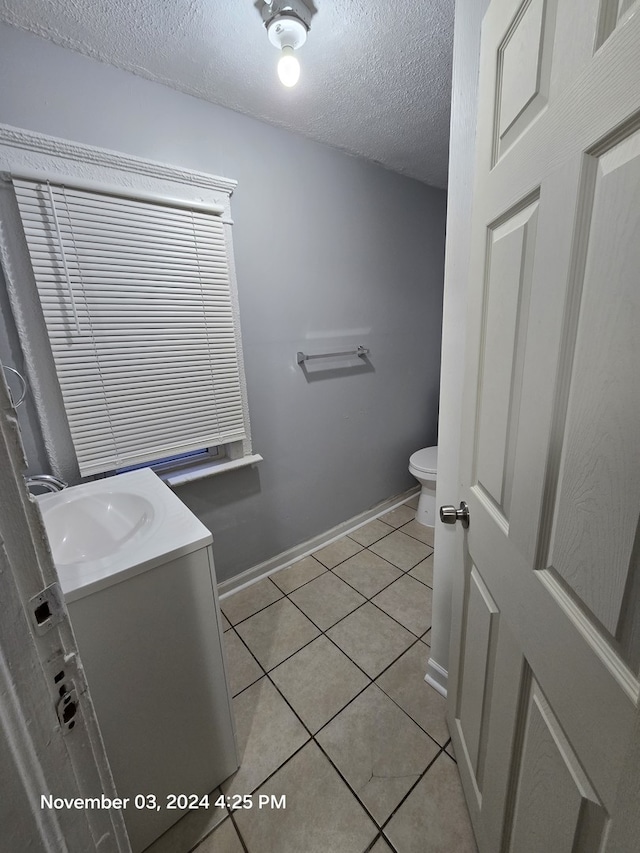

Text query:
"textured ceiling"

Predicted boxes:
[[0, 1, 455, 188]]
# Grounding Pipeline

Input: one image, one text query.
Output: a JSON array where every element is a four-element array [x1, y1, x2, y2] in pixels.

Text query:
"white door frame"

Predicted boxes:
[[0, 369, 130, 852], [428, 0, 491, 697]]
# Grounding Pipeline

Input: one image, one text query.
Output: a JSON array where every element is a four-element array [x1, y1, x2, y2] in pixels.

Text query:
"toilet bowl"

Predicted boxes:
[[408, 446, 437, 527]]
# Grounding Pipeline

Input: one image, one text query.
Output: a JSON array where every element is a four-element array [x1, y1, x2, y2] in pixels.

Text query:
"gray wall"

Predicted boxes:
[[0, 23, 447, 583]]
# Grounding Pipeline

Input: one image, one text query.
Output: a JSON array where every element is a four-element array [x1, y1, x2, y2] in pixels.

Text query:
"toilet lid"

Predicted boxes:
[[410, 446, 437, 475]]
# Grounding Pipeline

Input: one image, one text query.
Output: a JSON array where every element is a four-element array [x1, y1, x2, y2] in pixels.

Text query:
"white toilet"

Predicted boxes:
[[408, 446, 437, 527]]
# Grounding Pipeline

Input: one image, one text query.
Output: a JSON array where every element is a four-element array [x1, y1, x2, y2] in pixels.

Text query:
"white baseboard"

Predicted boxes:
[[218, 486, 420, 599], [425, 657, 448, 698]]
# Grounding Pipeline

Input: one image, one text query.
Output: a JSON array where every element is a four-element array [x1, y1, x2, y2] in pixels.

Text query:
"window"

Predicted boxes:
[[11, 175, 252, 478]]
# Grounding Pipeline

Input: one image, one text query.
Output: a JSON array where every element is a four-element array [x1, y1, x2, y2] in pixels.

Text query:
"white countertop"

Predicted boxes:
[[37, 468, 212, 603]]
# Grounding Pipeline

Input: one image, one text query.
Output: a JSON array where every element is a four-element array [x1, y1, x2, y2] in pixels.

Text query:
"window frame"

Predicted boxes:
[[0, 123, 257, 485]]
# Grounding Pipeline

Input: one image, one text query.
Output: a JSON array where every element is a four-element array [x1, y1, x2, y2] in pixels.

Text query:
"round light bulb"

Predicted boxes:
[[277, 46, 300, 87]]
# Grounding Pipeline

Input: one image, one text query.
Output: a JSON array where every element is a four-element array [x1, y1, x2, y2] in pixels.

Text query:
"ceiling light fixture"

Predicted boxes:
[[262, 1, 311, 88]]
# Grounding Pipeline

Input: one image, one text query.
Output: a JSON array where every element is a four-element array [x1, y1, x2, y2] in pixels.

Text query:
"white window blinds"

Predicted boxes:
[[13, 178, 247, 476]]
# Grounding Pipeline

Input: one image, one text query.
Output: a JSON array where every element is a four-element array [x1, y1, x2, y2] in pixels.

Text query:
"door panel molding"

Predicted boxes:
[[493, 0, 559, 164], [457, 565, 501, 802], [505, 678, 608, 853]]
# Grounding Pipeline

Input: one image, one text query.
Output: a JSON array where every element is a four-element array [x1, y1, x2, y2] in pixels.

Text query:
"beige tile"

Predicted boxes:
[[145, 788, 226, 853], [385, 755, 477, 853], [372, 575, 433, 637], [406, 494, 420, 509], [235, 742, 377, 853], [333, 550, 403, 599], [221, 612, 232, 631], [327, 603, 414, 678], [401, 518, 435, 547], [409, 553, 434, 587], [348, 518, 394, 547], [421, 628, 432, 647], [376, 643, 449, 745], [270, 555, 326, 594], [313, 536, 363, 569], [223, 630, 263, 697], [236, 599, 320, 671], [446, 740, 456, 761], [220, 578, 283, 626], [380, 504, 416, 528], [271, 636, 369, 733], [289, 572, 365, 630], [193, 816, 244, 853], [222, 677, 309, 797], [317, 684, 440, 825], [369, 529, 431, 571]]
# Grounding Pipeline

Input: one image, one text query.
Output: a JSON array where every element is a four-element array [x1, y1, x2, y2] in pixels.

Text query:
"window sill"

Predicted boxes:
[[158, 453, 263, 488]]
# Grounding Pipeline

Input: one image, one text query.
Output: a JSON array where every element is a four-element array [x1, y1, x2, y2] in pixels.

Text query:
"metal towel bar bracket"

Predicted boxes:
[[296, 345, 369, 365]]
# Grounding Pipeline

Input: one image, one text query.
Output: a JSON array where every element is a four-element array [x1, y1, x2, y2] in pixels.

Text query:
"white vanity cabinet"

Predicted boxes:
[[39, 470, 238, 853]]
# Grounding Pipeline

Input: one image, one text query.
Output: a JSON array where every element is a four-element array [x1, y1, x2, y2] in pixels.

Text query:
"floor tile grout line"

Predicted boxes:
[[221, 580, 285, 628], [378, 746, 446, 835], [368, 542, 434, 574], [270, 553, 329, 596], [410, 576, 434, 591], [226, 585, 443, 750], [228, 570, 430, 685], [380, 834, 401, 853], [210, 524, 441, 851], [221, 543, 443, 778], [373, 676, 448, 752], [223, 541, 369, 626], [228, 585, 435, 723], [274, 591, 378, 683], [312, 736, 394, 832], [237, 727, 312, 796], [289, 572, 367, 619], [226, 626, 268, 698], [346, 523, 397, 548], [222, 505, 424, 596], [395, 518, 436, 547], [220, 645, 445, 843], [222, 522, 431, 628], [356, 579, 431, 640], [228, 808, 250, 853], [230, 673, 263, 700], [363, 835, 384, 853], [363, 832, 401, 853], [180, 797, 231, 853], [328, 555, 412, 599], [313, 546, 365, 572], [224, 697, 391, 851], [228, 560, 429, 641], [229, 630, 440, 800], [281, 548, 431, 641], [279, 588, 427, 685], [259, 609, 440, 750], [181, 812, 234, 853], [230, 625, 318, 697], [231, 606, 431, 742]]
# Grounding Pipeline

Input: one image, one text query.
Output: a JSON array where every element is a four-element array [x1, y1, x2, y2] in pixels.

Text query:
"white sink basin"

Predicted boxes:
[[36, 468, 212, 603], [40, 491, 155, 566]]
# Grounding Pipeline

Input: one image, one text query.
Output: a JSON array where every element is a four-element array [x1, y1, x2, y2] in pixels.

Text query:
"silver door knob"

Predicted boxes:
[[439, 501, 470, 529]]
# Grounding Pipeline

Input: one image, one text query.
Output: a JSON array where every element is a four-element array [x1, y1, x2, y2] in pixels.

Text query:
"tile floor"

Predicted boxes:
[[147, 499, 477, 853]]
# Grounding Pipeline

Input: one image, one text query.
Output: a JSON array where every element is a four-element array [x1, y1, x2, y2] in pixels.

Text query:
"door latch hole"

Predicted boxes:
[[34, 601, 51, 624]]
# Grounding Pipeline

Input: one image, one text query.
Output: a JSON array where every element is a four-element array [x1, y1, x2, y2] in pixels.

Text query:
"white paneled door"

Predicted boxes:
[[447, 0, 640, 850]]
